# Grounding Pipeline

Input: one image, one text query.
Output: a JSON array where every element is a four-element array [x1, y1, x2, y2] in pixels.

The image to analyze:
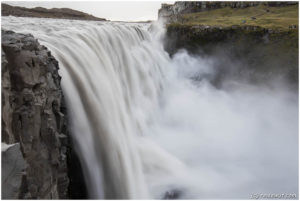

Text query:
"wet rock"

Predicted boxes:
[[1, 30, 69, 199], [163, 189, 182, 199]]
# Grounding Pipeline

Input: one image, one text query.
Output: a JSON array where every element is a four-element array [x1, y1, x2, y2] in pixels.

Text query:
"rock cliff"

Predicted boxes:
[[165, 25, 298, 85], [1, 30, 69, 199], [160, 2, 298, 88], [2, 3, 106, 21]]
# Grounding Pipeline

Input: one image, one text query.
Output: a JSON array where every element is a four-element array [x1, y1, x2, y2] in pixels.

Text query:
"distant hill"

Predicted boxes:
[[1, 3, 106, 21]]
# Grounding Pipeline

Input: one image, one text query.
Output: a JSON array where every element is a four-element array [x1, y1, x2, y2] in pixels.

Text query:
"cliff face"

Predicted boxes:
[[2, 3, 106, 21], [1, 30, 69, 199], [160, 2, 298, 88], [165, 25, 298, 88]]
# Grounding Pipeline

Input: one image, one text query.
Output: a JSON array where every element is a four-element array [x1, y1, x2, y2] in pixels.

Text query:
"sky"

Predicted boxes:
[[4, 1, 174, 21]]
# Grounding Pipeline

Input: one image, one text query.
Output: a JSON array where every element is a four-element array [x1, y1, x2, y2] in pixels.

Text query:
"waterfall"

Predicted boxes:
[[40, 25, 166, 199], [2, 17, 175, 199], [2, 16, 298, 199], [38, 21, 168, 199], [40, 23, 170, 199]]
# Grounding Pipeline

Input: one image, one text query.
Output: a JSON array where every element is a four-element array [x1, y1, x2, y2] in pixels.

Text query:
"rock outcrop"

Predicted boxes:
[[160, 1, 298, 87], [164, 24, 298, 88], [1, 30, 69, 199], [2, 3, 106, 21]]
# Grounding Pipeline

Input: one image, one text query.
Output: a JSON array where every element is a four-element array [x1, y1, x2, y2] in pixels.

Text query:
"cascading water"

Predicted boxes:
[[2, 16, 298, 199], [2, 17, 174, 199]]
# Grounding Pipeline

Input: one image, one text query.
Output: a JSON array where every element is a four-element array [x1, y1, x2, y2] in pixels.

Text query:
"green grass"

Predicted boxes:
[[175, 4, 298, 30]]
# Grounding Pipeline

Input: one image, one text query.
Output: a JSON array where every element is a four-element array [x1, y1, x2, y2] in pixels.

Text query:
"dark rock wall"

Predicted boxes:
[[164, 25, 298, 88], [1, 30, 69, 199]]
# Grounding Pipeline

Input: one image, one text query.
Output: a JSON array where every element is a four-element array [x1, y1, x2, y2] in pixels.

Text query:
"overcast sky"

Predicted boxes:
[[4, 1, 174, 21]]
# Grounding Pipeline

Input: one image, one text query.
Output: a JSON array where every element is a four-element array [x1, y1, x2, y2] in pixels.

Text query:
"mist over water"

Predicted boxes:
[[148, 50, 298, 199], [2, 17, 298, 199]]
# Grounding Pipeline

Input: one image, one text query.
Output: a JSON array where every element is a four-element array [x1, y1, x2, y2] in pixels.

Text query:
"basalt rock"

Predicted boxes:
[[1, 30, 69, 199], [164, 25, 298, 88]]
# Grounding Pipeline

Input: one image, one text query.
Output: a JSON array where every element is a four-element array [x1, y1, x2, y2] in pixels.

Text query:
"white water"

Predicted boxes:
[[2, 16, 298, 199]]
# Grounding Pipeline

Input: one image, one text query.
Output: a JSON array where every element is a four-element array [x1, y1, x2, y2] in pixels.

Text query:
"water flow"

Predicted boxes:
[[42, 23, 172, 199], [2, 17, 171, 199], [2, 17, 298, 199]]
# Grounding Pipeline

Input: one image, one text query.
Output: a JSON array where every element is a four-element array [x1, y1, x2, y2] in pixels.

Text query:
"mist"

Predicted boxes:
[[144, 49, 298, 199]]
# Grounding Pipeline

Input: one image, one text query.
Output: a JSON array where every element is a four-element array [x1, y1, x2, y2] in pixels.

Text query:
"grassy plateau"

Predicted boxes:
[[174, 4, 298, 30]]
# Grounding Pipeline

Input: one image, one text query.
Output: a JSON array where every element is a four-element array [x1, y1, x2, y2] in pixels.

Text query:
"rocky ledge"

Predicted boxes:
[[1, 30, 69, 199], [161, 1, 298, 88], [2, 3, 106, 21], [165, 24, 298, 87]]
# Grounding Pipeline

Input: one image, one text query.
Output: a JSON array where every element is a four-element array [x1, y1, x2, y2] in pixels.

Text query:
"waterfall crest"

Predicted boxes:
[[39, 21, 170, 199]]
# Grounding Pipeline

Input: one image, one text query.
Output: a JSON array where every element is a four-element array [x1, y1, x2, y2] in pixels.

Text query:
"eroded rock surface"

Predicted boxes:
[[1, 30, 69, 199]]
